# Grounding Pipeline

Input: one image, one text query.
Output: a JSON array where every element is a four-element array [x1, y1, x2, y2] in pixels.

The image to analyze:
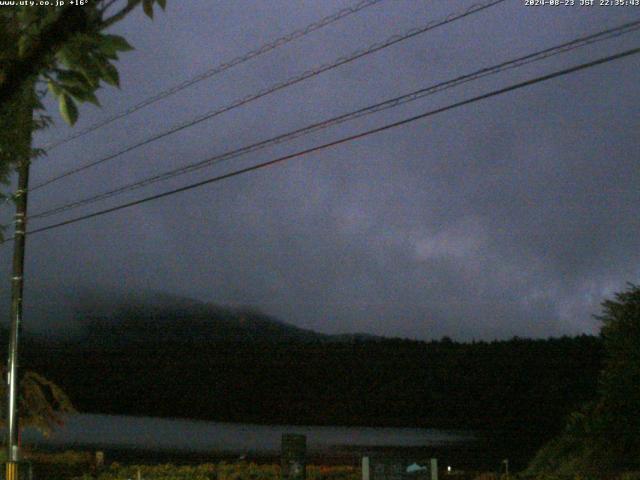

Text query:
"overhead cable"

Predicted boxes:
[[6, 46, 636, 243], [31, 0, 507, 192], [42, 0, 387, 151], [27, 19, 640, 221]]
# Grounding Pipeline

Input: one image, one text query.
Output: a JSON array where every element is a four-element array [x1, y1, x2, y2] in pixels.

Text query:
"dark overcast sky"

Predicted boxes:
[[1, 0, 639, 341]]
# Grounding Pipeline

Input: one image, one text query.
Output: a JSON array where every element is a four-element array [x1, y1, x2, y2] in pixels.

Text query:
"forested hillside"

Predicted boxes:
[[1, 299, 602, 464]]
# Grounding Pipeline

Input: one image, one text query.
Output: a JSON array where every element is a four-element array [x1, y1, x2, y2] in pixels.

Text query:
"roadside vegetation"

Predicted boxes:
[[24, 454, 359, 480], [18, 454, 640, 480], [526, 284, 640, 475]]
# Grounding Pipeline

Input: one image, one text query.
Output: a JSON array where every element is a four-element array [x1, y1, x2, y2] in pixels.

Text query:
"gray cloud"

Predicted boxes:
[[1, 0, 638, 341]]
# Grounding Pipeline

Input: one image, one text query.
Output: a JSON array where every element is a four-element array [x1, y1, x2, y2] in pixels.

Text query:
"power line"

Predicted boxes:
[[26, 19, 640, 222], [7, 46, 637, 243], [30, 0, 507, 192], [41, 0, 387, 152]]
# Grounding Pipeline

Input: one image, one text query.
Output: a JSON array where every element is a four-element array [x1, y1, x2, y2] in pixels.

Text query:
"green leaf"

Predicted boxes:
[[57, 70, 91, 89], [100, 63, 120, 87], [156, 0, 167, 10], [30, 147, 47, 160], [99, 34, 134, 56], [55, 47, 73, 68], [33, 114, 53, 130], [47, 80, 62, 98], [74, 33, 101, 49], [142, 0, 154, 18], [73, 54, 103, 88], [102, 50, 120, 61], [83, 91, 101, 107], [18, 35, 30, 57], [59, 94, 78, 126], [63, 85, 101, 107]]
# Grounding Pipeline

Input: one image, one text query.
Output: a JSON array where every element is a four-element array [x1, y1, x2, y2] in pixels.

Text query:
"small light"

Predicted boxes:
[[447, 466, 452, 473]]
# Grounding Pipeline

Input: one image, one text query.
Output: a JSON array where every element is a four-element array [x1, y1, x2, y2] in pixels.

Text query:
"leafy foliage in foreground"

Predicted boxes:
[[34, 457, 640, 480], [0, 0, 167, 123], [0, 0, 167, 215], [527, 284, 640, 475], [0, 365, 75, 436], [68, 461, 357, 480], [24, 450, 640, 479]]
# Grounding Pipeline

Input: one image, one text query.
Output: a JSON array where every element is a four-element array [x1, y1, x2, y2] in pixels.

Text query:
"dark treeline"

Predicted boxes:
[[14, 334, 601, 433], [0, 301, 603, 467]]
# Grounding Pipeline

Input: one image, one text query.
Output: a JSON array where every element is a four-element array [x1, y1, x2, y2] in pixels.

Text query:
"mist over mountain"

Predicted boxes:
[[10, 288, 382, 345], [77, 293, 328, 346]]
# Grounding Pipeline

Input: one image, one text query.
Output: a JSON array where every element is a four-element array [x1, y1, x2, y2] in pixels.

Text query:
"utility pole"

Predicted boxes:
[[4, 79, 34, 480]]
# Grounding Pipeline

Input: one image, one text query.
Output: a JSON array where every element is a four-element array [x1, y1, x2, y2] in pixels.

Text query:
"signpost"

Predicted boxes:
[[281, 434, 306, 480]]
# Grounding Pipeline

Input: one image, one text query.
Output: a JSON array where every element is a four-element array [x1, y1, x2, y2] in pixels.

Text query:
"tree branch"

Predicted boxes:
[[0, 6, 92, 113], [102, 0, 142, 29]]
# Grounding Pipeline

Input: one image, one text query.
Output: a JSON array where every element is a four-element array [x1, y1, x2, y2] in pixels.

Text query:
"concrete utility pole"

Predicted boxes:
[[5, 79, 34, 480]]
